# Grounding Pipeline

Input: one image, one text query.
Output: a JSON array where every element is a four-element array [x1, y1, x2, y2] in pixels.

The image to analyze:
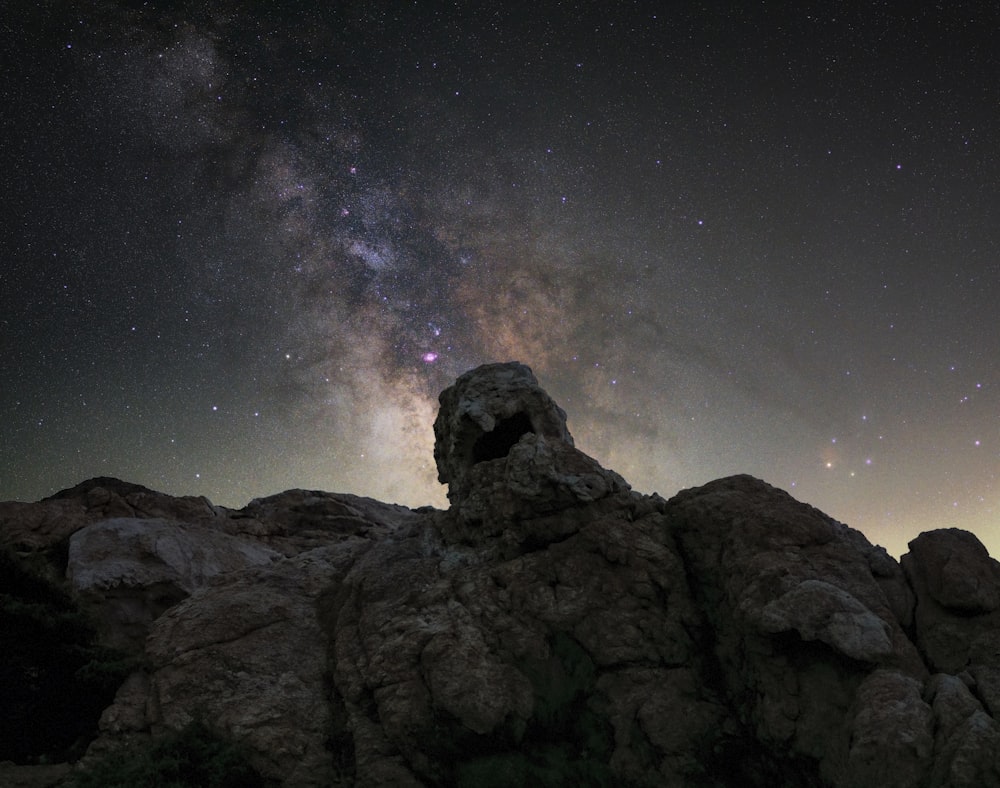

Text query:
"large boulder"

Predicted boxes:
[[434, 362, 573, 498], [433, 361, 628, 527], [98, 547, 355, 787], [902, 529, 1000, 722], [327, 494, 729, 786], [67, 517, 283, 652], [667, 475, 930, 786], [0, 477, 225, 585], [78, 491, 408, 787]]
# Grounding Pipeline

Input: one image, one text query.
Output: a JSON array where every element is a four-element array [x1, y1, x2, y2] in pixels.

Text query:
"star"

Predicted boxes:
[[2, 3, 998, 561]]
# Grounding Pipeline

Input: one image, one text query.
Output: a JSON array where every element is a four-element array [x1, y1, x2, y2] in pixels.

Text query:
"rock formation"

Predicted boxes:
[[3, 361, 1000, 786], [432, 361, 626, 529]]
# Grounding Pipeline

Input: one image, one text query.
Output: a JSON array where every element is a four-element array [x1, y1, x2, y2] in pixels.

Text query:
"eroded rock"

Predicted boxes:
[[433, 361, 628, 527], [434, 363, 573, 496], [906, 528, 1000, 614], [666, 474, 929, 784], [328, 496, 729, 786], [5, 363, 1000, 786], [67, 517, 283, 652]]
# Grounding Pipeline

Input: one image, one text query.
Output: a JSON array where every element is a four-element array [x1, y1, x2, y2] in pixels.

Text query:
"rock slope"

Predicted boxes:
[[3, 362, 1000, 787]]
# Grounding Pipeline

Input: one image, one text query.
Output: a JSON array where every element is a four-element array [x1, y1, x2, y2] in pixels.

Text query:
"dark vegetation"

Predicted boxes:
[[0, 545, 133, 763], [71, 719, 275, 788]]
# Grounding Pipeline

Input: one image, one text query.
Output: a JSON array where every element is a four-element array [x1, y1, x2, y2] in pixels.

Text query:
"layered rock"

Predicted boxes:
[[4, 363, 1000, 786]]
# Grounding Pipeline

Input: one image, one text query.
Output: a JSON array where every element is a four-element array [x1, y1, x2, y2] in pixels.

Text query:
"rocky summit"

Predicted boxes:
[[3, 361, 1000, 787]]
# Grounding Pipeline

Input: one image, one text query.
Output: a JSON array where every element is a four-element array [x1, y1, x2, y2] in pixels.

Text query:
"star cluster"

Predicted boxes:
[[2, 2, 999, 557]]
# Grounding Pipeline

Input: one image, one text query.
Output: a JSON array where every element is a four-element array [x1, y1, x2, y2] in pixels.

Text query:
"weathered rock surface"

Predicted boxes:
[[4, 362, 1000, 786], [68, 517, 284, 652], [433, 361, 629, 529]]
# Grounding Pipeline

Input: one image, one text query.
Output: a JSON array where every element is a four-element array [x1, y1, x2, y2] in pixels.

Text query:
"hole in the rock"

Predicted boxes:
[[472, 411, 534, 463]]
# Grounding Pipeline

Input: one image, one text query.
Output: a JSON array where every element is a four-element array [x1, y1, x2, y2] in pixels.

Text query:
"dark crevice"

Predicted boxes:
[[898, 558, 937, 675], [472, 412, 534, 464]]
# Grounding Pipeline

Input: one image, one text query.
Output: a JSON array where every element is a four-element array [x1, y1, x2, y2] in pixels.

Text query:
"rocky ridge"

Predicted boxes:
[[3, 361, 1000, 786]]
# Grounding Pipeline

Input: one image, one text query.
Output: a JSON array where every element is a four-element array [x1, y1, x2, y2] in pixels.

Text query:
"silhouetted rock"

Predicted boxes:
[[0, 476, 222, 582], [667, 474, 931, 786], [433, 361, 628, 529], [902, 528, 1000, 739], [434, 362, 574, 492], [4, 362, 1000, 786]]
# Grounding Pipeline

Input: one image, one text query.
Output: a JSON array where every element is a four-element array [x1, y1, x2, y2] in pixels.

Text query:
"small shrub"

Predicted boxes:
[[72, 719, 274, 788], [0, 547, 133, 763]]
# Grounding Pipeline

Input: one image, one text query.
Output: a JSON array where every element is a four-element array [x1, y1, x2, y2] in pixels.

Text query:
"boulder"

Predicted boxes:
[[227, 488, 425, 555], [902, 529, 1000, 727], [116, 547, 353, 787], [905, 528, 1000, 614], [666, 473, 929, 785], [433, 362, 574, 501], [0, 477, 225, 584], [327, 497, 730, 786], [433, 361, 628, 528], [67, 517, 283, 652]]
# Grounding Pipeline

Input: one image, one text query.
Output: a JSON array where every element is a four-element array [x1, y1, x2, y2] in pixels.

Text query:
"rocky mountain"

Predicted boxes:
[[3, 361, 1000, 787]]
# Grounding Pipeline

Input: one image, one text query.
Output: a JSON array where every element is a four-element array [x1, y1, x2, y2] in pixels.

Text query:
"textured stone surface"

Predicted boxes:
[[433, 362, 628, 528], [134, 549, 346, 786], [666, 474, 931, 787], [0, 762, 72, 788], [0, 477, 224, 584], [5, 363, 1000, 786], [326, 495, 728, 786], [901, 528, 1000, 735], [902, 528, 1000, 675], [68, 517, 282, 651], [905, 528, 1000, 614], [433, 362, 574, 504], [229, 488, 426, 555], [757, 579, 893, 662]]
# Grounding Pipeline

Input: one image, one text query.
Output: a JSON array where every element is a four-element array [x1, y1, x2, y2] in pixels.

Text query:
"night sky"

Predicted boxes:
[[3, 2, 999, 558]]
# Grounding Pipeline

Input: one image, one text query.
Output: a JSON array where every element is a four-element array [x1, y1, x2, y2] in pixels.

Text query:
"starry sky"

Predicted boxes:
[[2, 2, 999, 558]]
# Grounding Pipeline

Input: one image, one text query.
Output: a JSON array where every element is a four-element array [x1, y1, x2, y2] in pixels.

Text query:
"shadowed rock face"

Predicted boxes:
[[67, 517, 283, 653], [4, 362, 1000, 787], [433, 361, 628, 528]]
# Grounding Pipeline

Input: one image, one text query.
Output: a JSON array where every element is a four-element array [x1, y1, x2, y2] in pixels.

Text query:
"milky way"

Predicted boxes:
[[3, 3, 1000, 558]]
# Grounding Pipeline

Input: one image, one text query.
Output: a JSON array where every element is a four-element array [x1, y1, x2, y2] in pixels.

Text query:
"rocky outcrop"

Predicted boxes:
[[902, 528, 1000, 742], [106, 544, 347, 786], [4, 362, 1000, 786], [67, 517, 283, 652], [434, 362, 575, 495], [0, 477, 224, 585], [668, 475, 931, 786], [326, 493, 722, 786], [433, 361, 628, 529]]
